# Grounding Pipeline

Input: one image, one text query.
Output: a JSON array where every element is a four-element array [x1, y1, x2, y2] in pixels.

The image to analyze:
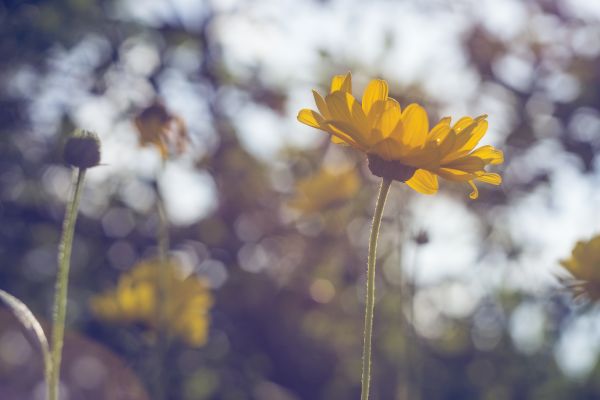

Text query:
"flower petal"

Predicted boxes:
[[325, 91, 353, 123], [362, 79, 389, 115], [401, 104, 429, 148], [452, 116, 473, 132], [330, 72, 352, 93], [373, 99, 401, 140], [468, 181, 479, 200], [325, 120, 368, 150], [459, 117, 488, 152], [470, 145, 504, 165], [476, 172, 502, 185], [436, 167, 476, 182], [444, 156, 486, 173], [298, 109, 325, 129], [313, 90, 330, 119], [406, 169, 439, 195], [369, 136, 403, 160], [428, 117, 452, 142]]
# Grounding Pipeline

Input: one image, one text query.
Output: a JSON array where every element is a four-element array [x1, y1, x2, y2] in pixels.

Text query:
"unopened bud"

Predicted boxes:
[[64, 130, 101, 169]]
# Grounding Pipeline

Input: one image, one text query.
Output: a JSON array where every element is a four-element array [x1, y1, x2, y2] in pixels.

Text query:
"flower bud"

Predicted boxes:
[[63, 130, 101, 169]]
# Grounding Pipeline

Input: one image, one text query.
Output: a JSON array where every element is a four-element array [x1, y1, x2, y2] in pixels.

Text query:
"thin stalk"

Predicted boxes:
[[49, 168, 86, 400], [361, 178, 392, 400], [154, 188, 170, 400], [407, 246, 421, 400]]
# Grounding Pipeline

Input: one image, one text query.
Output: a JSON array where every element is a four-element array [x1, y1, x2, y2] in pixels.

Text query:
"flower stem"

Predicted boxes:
[[49, 168, 86, 400], [361, 178, 392, 400], [154, 185, 170, 400]]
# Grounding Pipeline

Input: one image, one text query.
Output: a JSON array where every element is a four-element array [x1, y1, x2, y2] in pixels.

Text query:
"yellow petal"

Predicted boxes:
[[452, 116, 473, 132], [468, 181, 479, 199], [313, 90, 330, 119], [470, 145, 504, 165], [369, 136, 403, 160], [330, 72, 352, 93], [459, 118, 488, 152], [325, 120, 368, 150], [362, 79, 389, 116], [444, 156, 486, 173], [428, 117, 452, 142], [401, 104, 429, 148], [326, 91, 369, 135], [325, 91, 353, 124], [366, 99, 387, 128], [441, 122, 478, 161], [436, 167, 475, 182], [406, 169, 439, 195], [401, 146, 441, 168], [373, 98, 401, 140], [298, 109, 325, 129], [436, 129, 457, 158], [476, 172, 502, 185], [331, 136, 347, 145]]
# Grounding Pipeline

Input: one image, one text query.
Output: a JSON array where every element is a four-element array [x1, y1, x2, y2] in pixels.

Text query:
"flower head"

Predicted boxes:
[[64, 130, 101, 169], [297, 73, 503, 199], [134, 101, 188, 160], [560, 234, 600, 301], [90, 258, 213, 347], [288, 168, 360, 213]]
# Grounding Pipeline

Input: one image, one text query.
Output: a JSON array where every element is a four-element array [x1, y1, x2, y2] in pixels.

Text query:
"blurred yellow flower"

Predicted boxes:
[[560, 234, 600, 301], [288, 168, 360, 213], [297, 73, 503, 199], [90, 259, 213, 347], [134, 102, 188, 160]]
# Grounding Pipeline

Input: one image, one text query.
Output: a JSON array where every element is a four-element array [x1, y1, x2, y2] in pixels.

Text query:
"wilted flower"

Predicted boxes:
[[134, 102, 188, 160], [90, 259, 213, 347], [560, 234, 600, 301], [297, 73, 503, 199], [288, 168, 360, 213]]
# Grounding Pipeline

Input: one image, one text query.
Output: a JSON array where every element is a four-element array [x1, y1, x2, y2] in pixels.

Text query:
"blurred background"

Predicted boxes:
[[1, 0, 600, 399]]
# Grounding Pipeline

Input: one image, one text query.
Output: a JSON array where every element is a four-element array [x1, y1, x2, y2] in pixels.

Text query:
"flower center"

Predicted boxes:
[[367, 154, 416, 182]]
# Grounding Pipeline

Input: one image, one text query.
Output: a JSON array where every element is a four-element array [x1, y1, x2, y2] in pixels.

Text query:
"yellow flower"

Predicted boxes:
[[134, 101, 188, 160], [288, 168, 360, 213], [560, 234, 600, 301], [297, 73, 503, 199], [90, 259, 213, 347]]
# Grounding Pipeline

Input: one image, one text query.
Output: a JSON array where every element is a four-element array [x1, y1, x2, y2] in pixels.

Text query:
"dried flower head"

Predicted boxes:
[[90, 258, 213, 347], [63, 130, 101, 169], [134, 101, 188, 160], [560, 234, 600, 302], [297, 73, 503, 199]]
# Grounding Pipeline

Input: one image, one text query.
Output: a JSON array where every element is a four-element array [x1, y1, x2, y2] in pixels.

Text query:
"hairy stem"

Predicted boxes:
[[49, 168, 86, 400], [361, 178, 392, 400]]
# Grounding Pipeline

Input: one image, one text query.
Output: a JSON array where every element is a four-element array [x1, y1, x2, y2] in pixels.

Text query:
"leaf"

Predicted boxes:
[[0, 289, 51, 383]]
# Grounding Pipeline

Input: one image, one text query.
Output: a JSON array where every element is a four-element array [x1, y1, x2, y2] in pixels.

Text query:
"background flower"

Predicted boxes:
[[90, 258, 213, 347], [560, 235, 600, 301]]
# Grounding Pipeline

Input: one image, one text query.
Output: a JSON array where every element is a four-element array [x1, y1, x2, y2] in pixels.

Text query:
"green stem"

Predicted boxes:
[[155, 187, 170, 400], [49, 168, 86, 400], [361, 178, 392, 400]]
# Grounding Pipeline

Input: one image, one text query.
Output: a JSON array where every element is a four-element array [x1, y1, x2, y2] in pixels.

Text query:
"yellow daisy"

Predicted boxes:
[[560, 234, 600, 301], [288, 168, 360, 213], [297, 73, 503, 199], [90, 258, 213, 347]]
